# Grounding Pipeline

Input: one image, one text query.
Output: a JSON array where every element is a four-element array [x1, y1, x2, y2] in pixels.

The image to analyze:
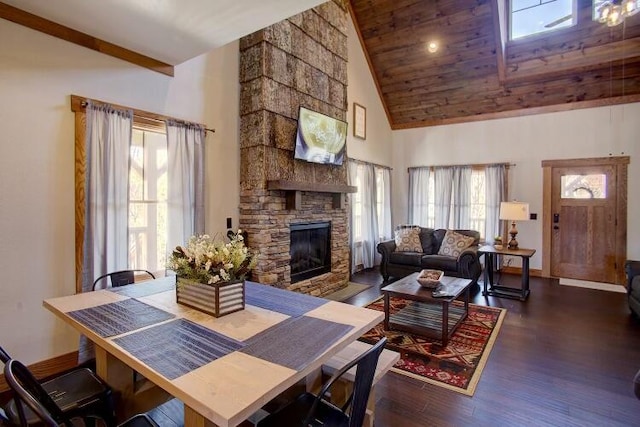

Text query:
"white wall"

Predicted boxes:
[[345, 17, 393, 168], [390, 104, 640, 270], [0, 19, 240, 364]]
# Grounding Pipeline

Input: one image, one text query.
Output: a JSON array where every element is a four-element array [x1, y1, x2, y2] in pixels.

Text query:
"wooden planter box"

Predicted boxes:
[[176, 277, 245, 317]]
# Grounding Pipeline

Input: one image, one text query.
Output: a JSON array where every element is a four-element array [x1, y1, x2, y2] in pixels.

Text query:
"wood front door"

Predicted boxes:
[[543, 157, 628, 284]]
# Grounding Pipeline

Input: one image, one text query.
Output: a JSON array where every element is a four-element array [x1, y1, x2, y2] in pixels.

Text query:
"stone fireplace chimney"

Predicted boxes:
[[238, 1, 351, 296]]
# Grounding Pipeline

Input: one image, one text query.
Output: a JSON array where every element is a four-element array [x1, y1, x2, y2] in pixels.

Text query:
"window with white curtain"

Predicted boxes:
[[409, 165, 506, 239], [351, 164, 391, 242], [349, 161, 392, 272], [73, 96, 205, 293], [129, 128, 168, 273]]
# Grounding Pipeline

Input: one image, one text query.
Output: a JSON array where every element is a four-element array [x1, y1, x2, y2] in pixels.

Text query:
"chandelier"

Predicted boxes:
[[597, 0, 639, 26]]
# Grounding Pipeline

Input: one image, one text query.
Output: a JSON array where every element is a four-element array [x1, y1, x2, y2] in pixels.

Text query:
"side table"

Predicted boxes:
[[478, 245, 536, 301]]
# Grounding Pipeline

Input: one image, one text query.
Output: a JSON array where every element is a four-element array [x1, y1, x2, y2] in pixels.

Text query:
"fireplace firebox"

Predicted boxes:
[[290, 221, 331, 283]]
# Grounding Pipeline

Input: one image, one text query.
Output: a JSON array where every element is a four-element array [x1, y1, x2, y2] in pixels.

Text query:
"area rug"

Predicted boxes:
[[324, 282, 371, 302], [360, 296, 506, 396]]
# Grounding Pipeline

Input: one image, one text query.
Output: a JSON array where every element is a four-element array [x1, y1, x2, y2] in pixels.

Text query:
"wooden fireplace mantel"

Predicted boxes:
[[267, 180, 357, 210]]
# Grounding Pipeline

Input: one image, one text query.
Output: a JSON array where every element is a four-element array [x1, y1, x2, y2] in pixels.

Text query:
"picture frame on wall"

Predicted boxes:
[[353, 102, 366, 140]]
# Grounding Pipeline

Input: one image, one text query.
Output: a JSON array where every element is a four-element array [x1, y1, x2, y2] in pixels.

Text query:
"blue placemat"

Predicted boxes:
[[245, 281, 328, 317], [240, 316, 353, 371], [108, 277, 176, 298], [68, 299, 175, 337], [113, 318, 244, 380]]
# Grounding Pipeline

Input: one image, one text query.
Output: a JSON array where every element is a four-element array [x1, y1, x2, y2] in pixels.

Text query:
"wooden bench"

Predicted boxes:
[[321, 341, 399, 427]]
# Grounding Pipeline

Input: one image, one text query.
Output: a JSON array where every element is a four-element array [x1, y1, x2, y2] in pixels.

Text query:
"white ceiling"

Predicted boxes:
[[3, 0, 326, 65]]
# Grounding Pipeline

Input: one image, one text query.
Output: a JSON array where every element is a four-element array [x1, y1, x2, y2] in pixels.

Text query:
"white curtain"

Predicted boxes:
[[82, 102, 132, 293], [375, 166, 392, 241], [452, 166, 471, 228], [166, 120, 205, 251], [349, 162, 380, 273], [408, 167, 430, 226], [485, 164, 506, 240], [434, 167, 454, 229]]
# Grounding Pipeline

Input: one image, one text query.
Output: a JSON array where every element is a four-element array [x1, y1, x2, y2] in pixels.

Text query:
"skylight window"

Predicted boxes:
[[510, 0, 576, 40]]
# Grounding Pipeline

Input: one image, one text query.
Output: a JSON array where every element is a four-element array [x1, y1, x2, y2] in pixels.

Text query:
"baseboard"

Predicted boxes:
[[0, 350, 79, 393], [559, 278, 626, 293]]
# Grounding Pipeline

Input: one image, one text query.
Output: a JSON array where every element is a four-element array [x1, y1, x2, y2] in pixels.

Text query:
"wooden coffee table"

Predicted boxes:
[[381, 273, 473, 346]]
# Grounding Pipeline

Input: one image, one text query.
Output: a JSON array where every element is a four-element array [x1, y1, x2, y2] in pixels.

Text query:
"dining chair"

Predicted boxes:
[[4, 359, 159, 427], [257, 337, 387, 427], [0, 347, 116, 427], [92, 269, 156, 290]]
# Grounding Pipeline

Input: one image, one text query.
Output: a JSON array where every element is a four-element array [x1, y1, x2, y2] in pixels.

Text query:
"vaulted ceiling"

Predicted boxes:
[[3, 0, 639, 129], [349, 0, 640, 128]]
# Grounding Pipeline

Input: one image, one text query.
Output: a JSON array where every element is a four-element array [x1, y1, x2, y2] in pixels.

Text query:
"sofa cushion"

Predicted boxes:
[[421, 255, 457, 272], [394, 226, 423, 252], [389, 251, 423, 267], [432, 229, 447, 252], [418, 228, 437, 254], [438, 230, 476, 258], [631, 276, 640, 299]]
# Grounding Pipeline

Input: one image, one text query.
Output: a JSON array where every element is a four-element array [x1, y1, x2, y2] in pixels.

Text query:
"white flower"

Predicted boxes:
[[167, 230, 257, 284]]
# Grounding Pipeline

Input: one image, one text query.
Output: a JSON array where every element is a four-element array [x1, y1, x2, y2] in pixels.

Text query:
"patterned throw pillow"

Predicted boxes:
[[437, 230, 476, 258], [394, 227, 423, 252]]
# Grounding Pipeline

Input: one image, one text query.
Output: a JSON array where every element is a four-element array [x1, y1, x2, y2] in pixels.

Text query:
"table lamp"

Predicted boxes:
[[499, 201, 530, 249]]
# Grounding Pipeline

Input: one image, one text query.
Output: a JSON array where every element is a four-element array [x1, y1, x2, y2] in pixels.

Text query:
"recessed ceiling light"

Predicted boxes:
[[427, 41, 438, 53]]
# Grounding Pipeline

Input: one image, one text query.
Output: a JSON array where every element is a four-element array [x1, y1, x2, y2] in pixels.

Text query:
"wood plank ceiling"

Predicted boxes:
[[349, 0, 640, 129]]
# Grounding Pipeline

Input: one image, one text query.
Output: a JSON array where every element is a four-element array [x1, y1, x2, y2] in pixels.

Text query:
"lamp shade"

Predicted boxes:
[[499, 201, 530, 221]]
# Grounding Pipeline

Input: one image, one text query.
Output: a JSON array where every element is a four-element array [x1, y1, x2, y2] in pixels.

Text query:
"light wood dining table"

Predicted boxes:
[[43, 277, 383, 427]]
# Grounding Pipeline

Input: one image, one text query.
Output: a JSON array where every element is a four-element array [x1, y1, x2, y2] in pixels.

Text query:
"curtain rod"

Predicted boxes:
[[78, 99, 215, 134], [407, 162, 514, 172], [349, 158, 393, 170]]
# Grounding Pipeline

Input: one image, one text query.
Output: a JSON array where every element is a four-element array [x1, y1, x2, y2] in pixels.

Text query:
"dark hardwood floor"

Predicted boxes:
[[347, 268, 640, 427]]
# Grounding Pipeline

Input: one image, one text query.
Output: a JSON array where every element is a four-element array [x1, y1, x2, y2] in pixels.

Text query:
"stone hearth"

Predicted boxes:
[[238, 1, 350, 296]]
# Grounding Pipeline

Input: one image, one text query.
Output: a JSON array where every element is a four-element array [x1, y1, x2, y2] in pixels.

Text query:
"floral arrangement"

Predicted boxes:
[[167, 231, 257, 285]]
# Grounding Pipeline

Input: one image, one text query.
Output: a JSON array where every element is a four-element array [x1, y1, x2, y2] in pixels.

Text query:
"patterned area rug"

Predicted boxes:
[[360, 296, 506, 396]]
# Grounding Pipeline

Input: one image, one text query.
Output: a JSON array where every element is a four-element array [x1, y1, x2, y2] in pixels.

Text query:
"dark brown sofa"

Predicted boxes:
[[377, 227, 482, 286], [625, 260, 640, 318]]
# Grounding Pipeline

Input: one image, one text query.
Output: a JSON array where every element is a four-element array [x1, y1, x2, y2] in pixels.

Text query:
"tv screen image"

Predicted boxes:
[[294, 107, 347, 165]]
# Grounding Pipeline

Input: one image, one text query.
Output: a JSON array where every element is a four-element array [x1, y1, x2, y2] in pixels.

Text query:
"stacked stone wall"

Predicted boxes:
[[238, 1, 350, 296]]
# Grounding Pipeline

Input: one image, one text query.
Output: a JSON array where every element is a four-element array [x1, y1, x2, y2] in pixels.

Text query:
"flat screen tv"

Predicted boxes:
[[294, 106, 347, 166]]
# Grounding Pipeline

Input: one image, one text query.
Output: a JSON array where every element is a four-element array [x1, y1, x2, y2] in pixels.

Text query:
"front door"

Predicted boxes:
[[549, 162, 620, 283]]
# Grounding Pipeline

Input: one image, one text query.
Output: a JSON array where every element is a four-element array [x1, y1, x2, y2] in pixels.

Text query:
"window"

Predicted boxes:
[[560, 174, 606, 199], [375, 167, 391, 240], [469, 170, 487, 234], [72, 95, 205, 293], [351, 164, 391, 242], [129, 128, 168, 272], [352, 172, 363, 241], [349, 161, 392, 272], [409, 164, 506, 240], [423, 170, 486, 235], [510, 0, 576, 40]]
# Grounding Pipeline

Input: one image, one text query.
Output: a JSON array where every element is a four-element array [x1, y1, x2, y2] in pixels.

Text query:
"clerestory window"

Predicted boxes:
[[510, 0, 577, 40]]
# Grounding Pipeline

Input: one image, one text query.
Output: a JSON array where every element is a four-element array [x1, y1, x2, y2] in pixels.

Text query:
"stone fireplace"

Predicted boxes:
[[238, 1, 351, 296]]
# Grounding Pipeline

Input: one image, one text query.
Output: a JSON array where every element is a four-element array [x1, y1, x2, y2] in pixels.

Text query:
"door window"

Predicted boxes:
[[560, 174, 606, 199]]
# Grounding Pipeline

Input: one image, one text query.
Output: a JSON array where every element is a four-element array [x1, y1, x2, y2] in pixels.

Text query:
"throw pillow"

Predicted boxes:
[[394, 227, 423, 252], [438, 230, 475, 257]]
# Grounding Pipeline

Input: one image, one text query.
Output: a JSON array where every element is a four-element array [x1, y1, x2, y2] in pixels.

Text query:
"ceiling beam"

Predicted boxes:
[[506, 38, 640, 84], [390, 93, 640, 129], [491, 0, 507, 84], [0, 1, 174, 76]]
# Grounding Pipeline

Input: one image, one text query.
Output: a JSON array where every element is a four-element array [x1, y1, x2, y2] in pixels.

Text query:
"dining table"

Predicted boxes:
[[43, 276, 383, 427]]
